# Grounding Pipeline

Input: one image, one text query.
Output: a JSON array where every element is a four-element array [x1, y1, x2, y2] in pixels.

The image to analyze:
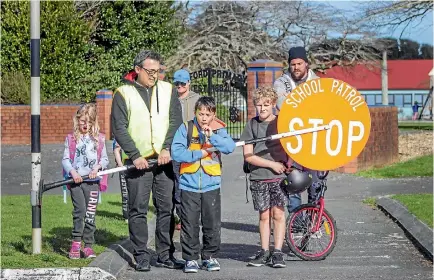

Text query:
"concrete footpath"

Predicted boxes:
[[2, 144, 433, 280], [116, 150, 433, 280]]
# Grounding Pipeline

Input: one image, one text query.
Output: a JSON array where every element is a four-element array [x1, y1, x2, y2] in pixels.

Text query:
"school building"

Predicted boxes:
[[316, 60, 433, 120]]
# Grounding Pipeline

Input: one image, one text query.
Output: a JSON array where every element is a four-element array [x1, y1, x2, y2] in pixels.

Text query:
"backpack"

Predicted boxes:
[[242, 117, 260, 203], [242, 117, 259, 174], [62, 133, 108, 192]]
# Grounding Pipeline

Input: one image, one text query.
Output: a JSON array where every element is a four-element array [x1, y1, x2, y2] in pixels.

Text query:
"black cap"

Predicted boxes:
[[288, 46, 308, 63]]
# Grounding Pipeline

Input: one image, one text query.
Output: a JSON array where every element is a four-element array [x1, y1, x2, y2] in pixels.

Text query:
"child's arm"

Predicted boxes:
[[208, 128, 236, 154], [243, 144, 286, 174], [171, 124, 207, 163], [62, 137, 83, 182], [113, 146, 123, 167], [61, 137, 74, 176], [97, 141, 109, 170]]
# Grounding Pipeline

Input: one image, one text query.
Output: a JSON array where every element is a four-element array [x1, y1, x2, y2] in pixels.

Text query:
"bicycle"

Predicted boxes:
[[285, 169, 337, 261]]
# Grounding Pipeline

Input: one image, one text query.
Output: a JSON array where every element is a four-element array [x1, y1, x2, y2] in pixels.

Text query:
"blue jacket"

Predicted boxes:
[[171, 118, 236, 193]]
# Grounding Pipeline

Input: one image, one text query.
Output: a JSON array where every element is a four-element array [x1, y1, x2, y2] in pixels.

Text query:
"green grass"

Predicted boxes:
[[391, 194, 433, 228], [362, 197, 377, 208], [357, 155, 433, 178], [398, 121, 433, 131], [1, 194, 155, 269]]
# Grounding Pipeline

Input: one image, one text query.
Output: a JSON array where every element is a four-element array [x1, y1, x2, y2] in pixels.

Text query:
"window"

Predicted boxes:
[[375, 95, 382, 105], [403, 94, 412, 107], [415, 94, 428, 105], [388, 95, 394, 105], [366, 95, 375, 106], [414, 94, 423, 104], [394, 95, 403, 107]]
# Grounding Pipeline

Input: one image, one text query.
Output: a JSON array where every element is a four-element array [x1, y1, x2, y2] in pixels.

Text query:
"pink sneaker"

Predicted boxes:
[[83, 247, 96, 258], [69, 241, 81, 259]]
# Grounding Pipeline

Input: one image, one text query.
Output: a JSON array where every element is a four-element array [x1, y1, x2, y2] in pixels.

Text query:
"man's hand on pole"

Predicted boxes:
[[158, 149, 171, 165], [133, 157, 149, 170]]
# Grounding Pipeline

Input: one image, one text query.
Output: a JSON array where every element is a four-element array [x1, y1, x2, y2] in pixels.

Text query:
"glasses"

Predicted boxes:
[[138, 66, 160, 76], [175, 82, 187, 87]]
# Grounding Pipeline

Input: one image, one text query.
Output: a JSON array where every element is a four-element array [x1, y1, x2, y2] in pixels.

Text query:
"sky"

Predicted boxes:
[[327, 1, 433, 45]]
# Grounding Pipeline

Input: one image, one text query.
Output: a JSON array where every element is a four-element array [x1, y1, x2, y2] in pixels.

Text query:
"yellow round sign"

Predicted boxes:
[[277, 78, 371, 171]]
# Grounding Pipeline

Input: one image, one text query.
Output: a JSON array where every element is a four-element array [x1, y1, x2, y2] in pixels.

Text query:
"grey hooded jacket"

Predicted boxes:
[[273, 69, 319, 110]]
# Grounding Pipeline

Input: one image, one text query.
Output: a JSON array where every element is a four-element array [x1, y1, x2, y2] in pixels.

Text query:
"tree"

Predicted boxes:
[[1, 0, 182, 104], [86, 0, 182, 90], [1, 1, 94, 103], [165, 1, 284, 72], [358, 0, 433, 38], [377, 37, 401, 59], [166, 1, 387, 73], [421, 43, 433, 59], [308, 38, 387, 71], [399, 39, 421, 59]]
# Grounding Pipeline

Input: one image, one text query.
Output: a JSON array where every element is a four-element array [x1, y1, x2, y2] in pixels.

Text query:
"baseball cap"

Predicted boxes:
[[173, 69, 190, 83]]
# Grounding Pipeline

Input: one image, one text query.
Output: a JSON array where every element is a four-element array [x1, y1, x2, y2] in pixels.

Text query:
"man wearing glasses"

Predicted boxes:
[[173, 69, 200, 122], [111, 50, 183, 272], [171, 69, 201, 228]]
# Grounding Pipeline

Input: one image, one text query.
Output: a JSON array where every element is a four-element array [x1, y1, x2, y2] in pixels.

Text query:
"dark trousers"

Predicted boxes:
[[119, 171, 129, 219], [125, 160, 176, 262], [172, 160, 181, 216], [180, 188, 221, 261], [70, 181, 100, 247]]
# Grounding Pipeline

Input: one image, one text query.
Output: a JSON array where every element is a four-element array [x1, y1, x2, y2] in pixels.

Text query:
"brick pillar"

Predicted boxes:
[[96, 90, 113, 138], [247, 60, 283, 119]]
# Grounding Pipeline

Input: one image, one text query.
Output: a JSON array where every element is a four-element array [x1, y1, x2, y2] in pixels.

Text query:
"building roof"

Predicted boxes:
[[316, 60, 433, 90]]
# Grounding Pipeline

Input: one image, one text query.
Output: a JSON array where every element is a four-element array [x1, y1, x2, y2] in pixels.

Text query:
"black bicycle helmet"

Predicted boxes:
[[281, 169, 312, 195]]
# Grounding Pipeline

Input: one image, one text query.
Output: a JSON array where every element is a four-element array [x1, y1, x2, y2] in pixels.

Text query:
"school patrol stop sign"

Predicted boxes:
[[277, 78, 371, 171]]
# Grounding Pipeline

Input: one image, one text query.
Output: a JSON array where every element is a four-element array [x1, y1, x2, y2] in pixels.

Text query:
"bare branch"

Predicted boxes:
[[167, 1, 387, 72], [357, 0, 433, 38]]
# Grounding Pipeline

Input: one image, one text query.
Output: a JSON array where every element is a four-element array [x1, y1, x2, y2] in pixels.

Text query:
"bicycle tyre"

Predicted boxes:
[[285, 204, 337, 261]]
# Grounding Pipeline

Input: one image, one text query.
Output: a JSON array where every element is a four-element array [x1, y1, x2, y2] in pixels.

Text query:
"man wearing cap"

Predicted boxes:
[[274, 46, 320, 110], [171, 69, 201, 229], [273, 46, 320, 214], [111, 50, 183, 271], [173, 69, 201, 124]]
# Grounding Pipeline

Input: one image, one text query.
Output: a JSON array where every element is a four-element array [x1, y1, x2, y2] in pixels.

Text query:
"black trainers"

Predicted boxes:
[[155, 256, 184, 269], [271, 250, 286, 268], [135, 258, 151, 271], [247, 249, 271, 267]]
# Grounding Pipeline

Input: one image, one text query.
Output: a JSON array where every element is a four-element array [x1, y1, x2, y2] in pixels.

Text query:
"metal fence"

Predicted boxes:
[[166, 68, 248, 139]]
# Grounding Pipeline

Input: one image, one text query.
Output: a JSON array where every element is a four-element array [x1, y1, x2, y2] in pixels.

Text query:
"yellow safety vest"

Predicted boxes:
[[114, 81, 172, 161], [180, 122, 222, 176]]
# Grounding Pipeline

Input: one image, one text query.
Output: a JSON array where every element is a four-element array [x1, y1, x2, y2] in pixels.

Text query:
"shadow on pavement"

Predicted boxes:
[[221, 221, 258, 233]]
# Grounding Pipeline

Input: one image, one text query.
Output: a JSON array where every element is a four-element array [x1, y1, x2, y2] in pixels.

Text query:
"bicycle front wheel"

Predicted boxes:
[[286, 205, 337, 261]]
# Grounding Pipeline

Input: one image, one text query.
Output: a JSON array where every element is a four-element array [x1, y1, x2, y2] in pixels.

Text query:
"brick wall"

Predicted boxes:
[[1, 105, 79, 144], [2, 69, 165, 145], [96, 90, 113, 138], [2, 90, 114, 145], [335, 107, 399, 173], [247, 60, 283, 119]]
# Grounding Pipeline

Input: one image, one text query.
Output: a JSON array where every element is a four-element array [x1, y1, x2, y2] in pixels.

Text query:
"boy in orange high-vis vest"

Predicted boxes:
[[171, 96, 235, 273]]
